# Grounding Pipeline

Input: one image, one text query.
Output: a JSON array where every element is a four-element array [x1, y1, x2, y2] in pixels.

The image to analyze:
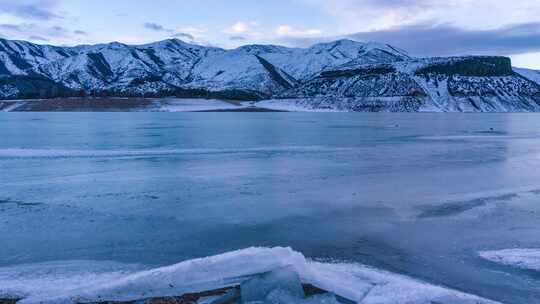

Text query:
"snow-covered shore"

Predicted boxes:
[[0, 247, 499, 304]]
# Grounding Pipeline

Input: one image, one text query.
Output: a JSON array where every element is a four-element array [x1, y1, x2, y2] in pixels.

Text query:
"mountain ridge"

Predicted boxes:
[[1, 38, 539, 112]]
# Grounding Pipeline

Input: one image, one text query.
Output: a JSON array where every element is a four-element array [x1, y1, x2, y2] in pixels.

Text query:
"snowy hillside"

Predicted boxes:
[[1, 37, 539, 112], [515, 67, 540, 85], [278, 56, 540, 112]]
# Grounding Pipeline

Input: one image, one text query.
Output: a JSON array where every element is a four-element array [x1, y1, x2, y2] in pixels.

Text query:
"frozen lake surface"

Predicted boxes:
[[2, 113, 540, 303]]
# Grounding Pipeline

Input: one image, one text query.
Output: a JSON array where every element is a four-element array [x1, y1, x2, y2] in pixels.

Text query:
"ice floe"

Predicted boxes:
[[479, 249, 540, 271], [0, 247, 499, 304]]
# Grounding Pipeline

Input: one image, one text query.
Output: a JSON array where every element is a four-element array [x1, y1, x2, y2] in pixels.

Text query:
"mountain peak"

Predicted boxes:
[[142, 38, 189, 47], [308, 39, 408, 58], [1, 36, 539, 113], [234, 44, 291, 55]]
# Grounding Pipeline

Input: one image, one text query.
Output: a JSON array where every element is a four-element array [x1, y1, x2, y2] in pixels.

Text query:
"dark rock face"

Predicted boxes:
[[86, 53, 115, 80], [415, 56, 513, 77], [0, 75, 77, 99], [145, 287, 239, 304], [255, 56, 296, 89], [319, 65, 396, 78], [290, 70, 423, 99]]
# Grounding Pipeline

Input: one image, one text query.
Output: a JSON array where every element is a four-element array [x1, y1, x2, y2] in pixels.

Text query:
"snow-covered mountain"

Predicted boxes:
[[515, 67, 540, 85], [281, 56, 540, 112], [1, 37, 539, 112]]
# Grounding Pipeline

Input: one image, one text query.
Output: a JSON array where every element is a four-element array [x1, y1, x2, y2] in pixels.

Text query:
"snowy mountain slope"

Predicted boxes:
[[0, 38, 415, 100], [187, 46, 295, 98], [186, 40, 409, 97], [0, 38, 228, 97], [515, 67, 540, 85], [1, 37, 540, 112], [0, 39, 76, 76], [280, 56, 540, 112], [259, 40, 410, 80], [38, 40, 224, 93], [412, 57, 540, 112]]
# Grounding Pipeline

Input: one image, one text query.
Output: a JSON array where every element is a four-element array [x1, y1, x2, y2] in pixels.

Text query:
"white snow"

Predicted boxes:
[[479, 249, 540, 271], [0, 85, 20, 100], [0, 102, 25, 112], [0, 247, 499, 304], [260, 39, 407, 80], [255, 99, 345, 112], [156, 98, 247, 112], [514, 67, 540, 85], [0, 260, 143, 302]]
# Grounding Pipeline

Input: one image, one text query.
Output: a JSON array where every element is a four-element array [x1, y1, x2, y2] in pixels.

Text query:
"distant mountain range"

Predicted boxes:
[[1, 38, 539, 112]]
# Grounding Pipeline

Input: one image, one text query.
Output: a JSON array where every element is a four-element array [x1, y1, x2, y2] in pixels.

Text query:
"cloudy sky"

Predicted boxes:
[[1, 0, 539, 68]]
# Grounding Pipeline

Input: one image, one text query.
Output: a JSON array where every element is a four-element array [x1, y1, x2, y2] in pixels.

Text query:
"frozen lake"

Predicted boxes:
[[2, 113, 540, 303]]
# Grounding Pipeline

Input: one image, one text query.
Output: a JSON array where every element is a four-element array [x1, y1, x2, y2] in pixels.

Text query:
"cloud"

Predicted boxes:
[[276, 25, 292, 36], [229, 35, 247, 41], [48, 25, 69, 37], [347, 22, 540, 56], [51, 25, 65, 31], [180, 27, 205, 34], [0, 24, 28, 32], [0, 0, 61, 20], [232, 22, 249, 33], [224, 21, 259, 35], [303, 0, 540, 32], [0, 22, 71, 41], [302, 0, 458, 31], [74, 30, 87, 35], [172, 32, 194, 40], [143, 22, 173, 33], [145, 24, 205, 42], [276, 25, 322, 37], [279, 22, 540, 57], [28, 35, 49, 41]]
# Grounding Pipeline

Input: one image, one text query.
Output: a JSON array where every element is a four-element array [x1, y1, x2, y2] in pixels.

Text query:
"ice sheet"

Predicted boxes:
[[0, 247, 499, 304], [479, 249, 540, 271], [0, 146, 354, 159]]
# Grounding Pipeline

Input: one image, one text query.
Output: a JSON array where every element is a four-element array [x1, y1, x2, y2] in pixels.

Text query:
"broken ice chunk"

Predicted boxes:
[[240, 266, 305, 303], [266, 292, 343, 304]]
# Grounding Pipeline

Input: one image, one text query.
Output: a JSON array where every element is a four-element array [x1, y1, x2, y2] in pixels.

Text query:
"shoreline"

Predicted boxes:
[[0, 247, 502, 304], [3, 97, 540, 113], [0, 282, 341, 304], [0, 97, 287, 113]]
